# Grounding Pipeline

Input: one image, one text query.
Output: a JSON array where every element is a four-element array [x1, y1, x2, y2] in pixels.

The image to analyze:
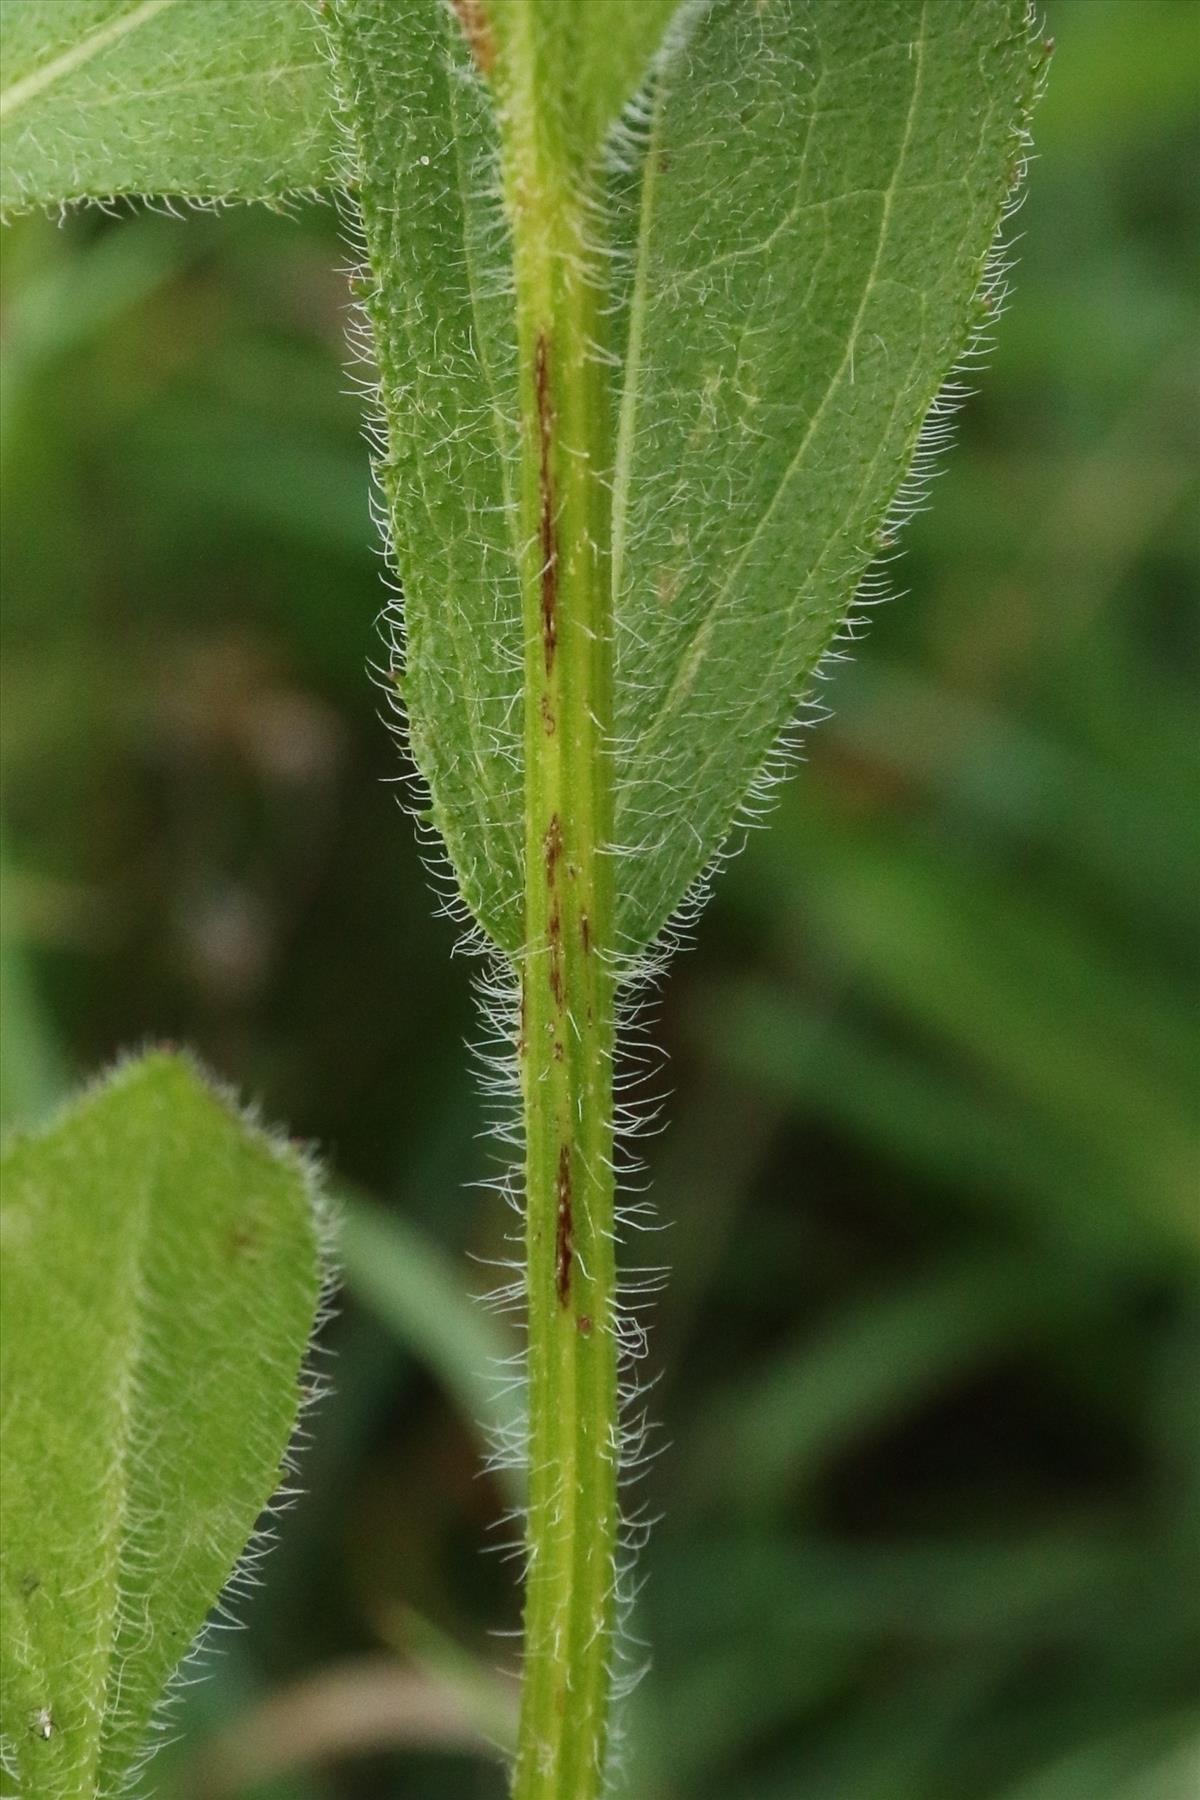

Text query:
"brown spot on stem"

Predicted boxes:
[[548, 900, 564, 1008], [543, 812, 564, 885], [555, 1145, 573, 1304], [540, 693, 556, 735], [580, 912, 591, 955], [535, 334, 557, 674], [577, 1314, 593, 1336], [449, 0, 496, 76]]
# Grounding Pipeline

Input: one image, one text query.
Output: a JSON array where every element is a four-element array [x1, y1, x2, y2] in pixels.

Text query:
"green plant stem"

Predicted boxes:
[[495, 9, 619, 1794]]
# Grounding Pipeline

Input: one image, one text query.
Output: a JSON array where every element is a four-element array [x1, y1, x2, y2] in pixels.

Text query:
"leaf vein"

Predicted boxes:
[[0, 0, 179, 119]]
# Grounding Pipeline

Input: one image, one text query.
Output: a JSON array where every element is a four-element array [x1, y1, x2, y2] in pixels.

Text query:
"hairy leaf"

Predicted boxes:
[[0, 1052, 323, 1797], [329, 0, 1043, 955], [609, 0, 1042, 946], [326, 0, 524, 944], [0, 0, 339, 216]]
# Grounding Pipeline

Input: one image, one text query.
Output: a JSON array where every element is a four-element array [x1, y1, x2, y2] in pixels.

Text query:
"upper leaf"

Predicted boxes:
[[0, 0, 339, 216], [0, 1052, 323, 1797], [326, 0, 525, 944], [609, 0, 1044, 946], [329, 0, 1044, 956]]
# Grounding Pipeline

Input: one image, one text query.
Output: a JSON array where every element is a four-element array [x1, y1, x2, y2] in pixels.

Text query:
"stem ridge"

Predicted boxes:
[[498, 17, 623, 1789]]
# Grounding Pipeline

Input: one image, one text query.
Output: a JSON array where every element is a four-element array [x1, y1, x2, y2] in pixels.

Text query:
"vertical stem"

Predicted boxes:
[[495, 9, 618, 1796]]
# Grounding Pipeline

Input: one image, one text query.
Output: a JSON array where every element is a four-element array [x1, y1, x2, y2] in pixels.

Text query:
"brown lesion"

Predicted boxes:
[[449, 0, 496, 77], [535, 333, 557, 675], [548, 898, 564, 1009], [544, 813, 566, 1008], [555, 1144, 574, 1304], [543, 812, 564, 884], [579, 912, 591, 955], [227, 1222, 257, 1261]]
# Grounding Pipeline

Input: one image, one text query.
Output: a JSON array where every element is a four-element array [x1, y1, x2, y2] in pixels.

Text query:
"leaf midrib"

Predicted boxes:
[[87, 1116, 159, 1795], [29, 57, 330, 119], [0, 0, 179, 119]]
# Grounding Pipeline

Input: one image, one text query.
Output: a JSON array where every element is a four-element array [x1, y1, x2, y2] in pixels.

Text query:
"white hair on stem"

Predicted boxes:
[[313, 1, 1047, 1789]]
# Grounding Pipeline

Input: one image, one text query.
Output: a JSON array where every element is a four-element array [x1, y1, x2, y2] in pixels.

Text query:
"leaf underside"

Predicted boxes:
[[0, 0, 338, 215], [334, 0, 1041, 955], [0, 1053, 321, 1798]]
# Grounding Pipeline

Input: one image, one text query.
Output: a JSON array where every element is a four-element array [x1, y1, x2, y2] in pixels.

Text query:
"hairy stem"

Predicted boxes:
[[494, 7, 619, 1794]]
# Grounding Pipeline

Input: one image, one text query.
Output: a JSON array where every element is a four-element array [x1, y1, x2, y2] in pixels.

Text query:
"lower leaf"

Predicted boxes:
[[0, 1051, 325, 1798]]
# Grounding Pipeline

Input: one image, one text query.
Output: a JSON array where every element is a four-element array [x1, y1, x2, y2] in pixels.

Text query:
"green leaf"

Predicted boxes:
[[0, 0, 339, 217], [0, 1051, 323, 1798], [326, 0, 524, 944], [329, 0, 1046, 954], [609, 0, 1044, 946]]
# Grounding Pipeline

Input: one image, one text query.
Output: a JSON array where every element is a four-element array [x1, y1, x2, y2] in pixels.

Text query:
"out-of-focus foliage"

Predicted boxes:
[[0, 2, 1196, 1797]]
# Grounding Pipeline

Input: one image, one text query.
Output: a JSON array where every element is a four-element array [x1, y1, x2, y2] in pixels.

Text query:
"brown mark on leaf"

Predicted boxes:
[[555, 1145, 573, 1305], [657, 567, 682, 609], [449, 0, 496, 76], [535, 333, 558, 674], [540, 693, 556, 735], [580, 912, 591, 955], [227, 1222, 257, 1261], [577, 1313, 593, 1336]]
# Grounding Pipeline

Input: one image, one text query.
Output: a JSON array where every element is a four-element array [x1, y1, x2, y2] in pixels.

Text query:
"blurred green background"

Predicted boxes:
[[2, 2, 1198, 1796]]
